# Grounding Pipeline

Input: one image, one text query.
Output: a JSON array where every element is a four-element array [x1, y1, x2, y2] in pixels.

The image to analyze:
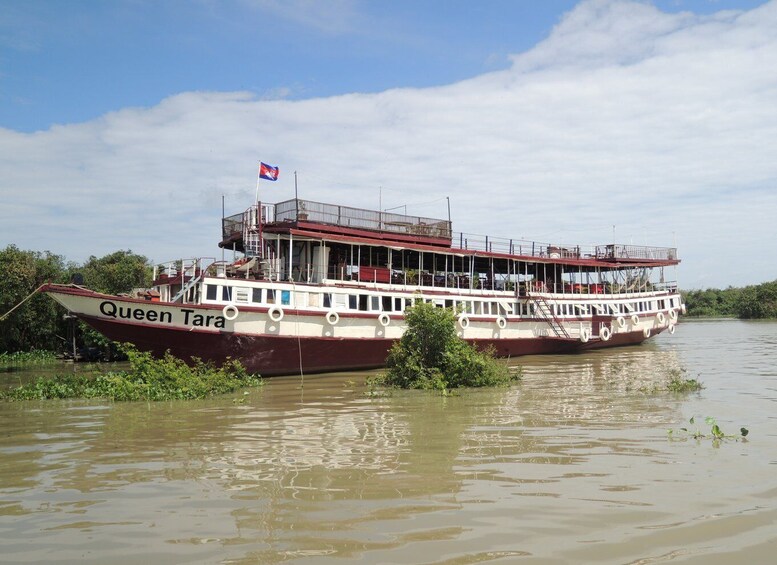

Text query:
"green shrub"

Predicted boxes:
[[1, 345, 262, 401], [381, 301, 515, 390], [0, 349, 58, 367]]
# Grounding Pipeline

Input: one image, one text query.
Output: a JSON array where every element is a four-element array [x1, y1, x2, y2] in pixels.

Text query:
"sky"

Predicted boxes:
[[1, 0, 775, 289]]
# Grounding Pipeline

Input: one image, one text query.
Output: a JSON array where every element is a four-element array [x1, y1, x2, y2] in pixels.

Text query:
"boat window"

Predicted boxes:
[[235, 287, 250, 303], [382, 296, 392, 312], [323, 293, 332, 308], [394, 297, 403, 312], [445, 299, 454, 309], [222, 286, 232, 301], [252, 288, 262, 303], [281, 290, 291, 306], [371, 296, 380, 311], [349, 295, 357, 310], [206, 285, 217, 301], [359, 295, 369, 311], [307, 293, 319, 307], [267, 289, 276, 304]]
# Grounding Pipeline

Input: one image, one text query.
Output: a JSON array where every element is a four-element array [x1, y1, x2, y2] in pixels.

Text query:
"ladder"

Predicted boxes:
[[170, 272, 203, 303], [243, 206, 262, 258], [529, 294, 571, 339]]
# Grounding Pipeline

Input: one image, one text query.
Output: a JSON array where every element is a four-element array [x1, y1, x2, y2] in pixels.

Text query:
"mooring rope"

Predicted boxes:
[[290, 279, 304, 388], [0, 284, 47, 322]]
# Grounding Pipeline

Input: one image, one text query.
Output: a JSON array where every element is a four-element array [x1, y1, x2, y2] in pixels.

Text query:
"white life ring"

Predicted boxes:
[[496, 316, 507, 329], [669, 309, 679, 321], [631, 314, 639, 325], [668, 323, 676, 334], [222, 303, 239, 321], [580, 328, 590, 343], [600, 326, 612, 341], [326, 310, 339, 325], [458, 314, 470, 329], [643, 327, 651, 338], [656, 311, 666, 324], [268, 306, 284, 322], [378, 313, 390, 327], [616, 316, 626, 329]]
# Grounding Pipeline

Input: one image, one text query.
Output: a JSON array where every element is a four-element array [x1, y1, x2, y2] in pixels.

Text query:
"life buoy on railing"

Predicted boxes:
[[379, 313, 390, 327], [222, 303, 239, 321], [669, 309, 679, 321], [268, 306, 284, 322], [656, 311, 666, 324], [458, 314, 470, 329], [643, 327, 651, 339], [326, 310, 339, 325], [668, 323, 676, 335], [580, 328, 590, 343], [496, 316, 507, 329], [600, 326, 612, 341], [631, 314, 639, 325], [616, 316, 626, 329]]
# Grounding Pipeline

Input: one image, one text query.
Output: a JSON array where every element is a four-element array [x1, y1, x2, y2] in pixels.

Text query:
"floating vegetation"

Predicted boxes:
[[376, 301, 517, 392], [0, 349, 58, 367], [638, 367, 704, 394], [665, 368, 704, 393], [668, 416, 749, 443], [0, 345, 262, 401]]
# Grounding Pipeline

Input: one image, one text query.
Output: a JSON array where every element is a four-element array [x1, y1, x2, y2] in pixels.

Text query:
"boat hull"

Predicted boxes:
[[44, 284, 662, 376]]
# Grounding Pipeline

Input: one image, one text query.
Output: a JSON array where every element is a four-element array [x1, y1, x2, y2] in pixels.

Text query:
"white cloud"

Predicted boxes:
[[1, 0, 776, 288]]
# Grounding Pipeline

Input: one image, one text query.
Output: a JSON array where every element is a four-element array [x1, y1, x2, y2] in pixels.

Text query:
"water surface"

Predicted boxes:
[[1, 320, 775, 564]]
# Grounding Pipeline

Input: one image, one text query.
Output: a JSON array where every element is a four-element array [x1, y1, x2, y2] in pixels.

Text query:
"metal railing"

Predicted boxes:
[[274, 199, 452, 239], [223, 201, 678, 262], [453, 233, 677, 262]]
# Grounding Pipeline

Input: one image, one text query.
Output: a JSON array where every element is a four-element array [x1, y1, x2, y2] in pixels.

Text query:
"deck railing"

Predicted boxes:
[[223, 201, 677, 263], [274, 199, 452, 240], [453, 233, 677, 262]]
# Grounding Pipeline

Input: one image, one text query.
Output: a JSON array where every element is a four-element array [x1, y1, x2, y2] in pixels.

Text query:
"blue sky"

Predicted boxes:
[[1, 0, 776, 289], [2, 0, 766, 132]]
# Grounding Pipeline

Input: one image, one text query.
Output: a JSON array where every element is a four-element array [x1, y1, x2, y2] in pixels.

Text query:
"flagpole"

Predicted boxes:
[[294, 171, 299, 219]]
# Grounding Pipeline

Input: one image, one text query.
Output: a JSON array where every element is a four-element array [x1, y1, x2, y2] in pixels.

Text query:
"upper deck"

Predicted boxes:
[[220, 198, 679, 267]]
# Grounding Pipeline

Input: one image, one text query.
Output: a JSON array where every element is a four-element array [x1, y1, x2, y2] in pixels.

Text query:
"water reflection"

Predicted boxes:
[[2, 322, 776, 563]]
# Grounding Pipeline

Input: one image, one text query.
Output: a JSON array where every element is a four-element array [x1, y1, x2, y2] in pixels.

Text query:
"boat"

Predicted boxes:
[[44, 196, 683, 376]]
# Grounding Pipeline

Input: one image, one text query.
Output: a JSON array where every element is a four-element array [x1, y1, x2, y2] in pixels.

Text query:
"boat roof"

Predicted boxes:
[[221, 198, 680, 268]]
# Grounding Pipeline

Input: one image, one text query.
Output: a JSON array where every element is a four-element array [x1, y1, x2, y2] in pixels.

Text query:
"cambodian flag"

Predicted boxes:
[[259, 162, 279, 181]]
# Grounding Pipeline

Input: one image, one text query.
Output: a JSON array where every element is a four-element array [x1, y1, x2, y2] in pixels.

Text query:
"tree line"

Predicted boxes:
[[682, 281, 777, 319], [0, 244, 151, 355]]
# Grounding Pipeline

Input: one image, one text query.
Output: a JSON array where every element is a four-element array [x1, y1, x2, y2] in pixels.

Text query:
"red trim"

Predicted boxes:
[[262, 226, 679, 268]]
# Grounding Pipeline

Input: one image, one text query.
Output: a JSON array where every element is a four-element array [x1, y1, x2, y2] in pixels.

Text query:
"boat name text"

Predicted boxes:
[[99, 301, 226, 328]]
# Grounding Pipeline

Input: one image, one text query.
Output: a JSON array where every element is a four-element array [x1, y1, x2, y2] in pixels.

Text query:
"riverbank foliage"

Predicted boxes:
[[379, 301, 516, 391], [0, 350, 58, 367], [682, 280, 777, 318], [0, 245, 152, 357], [1, 346, 262, 402]]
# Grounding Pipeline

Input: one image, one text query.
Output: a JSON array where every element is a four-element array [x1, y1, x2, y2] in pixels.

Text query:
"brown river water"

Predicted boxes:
[[1, 319, 776, 564]]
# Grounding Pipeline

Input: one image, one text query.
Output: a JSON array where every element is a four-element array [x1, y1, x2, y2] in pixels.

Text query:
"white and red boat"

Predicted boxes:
[[44, 197, 683, 376]]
